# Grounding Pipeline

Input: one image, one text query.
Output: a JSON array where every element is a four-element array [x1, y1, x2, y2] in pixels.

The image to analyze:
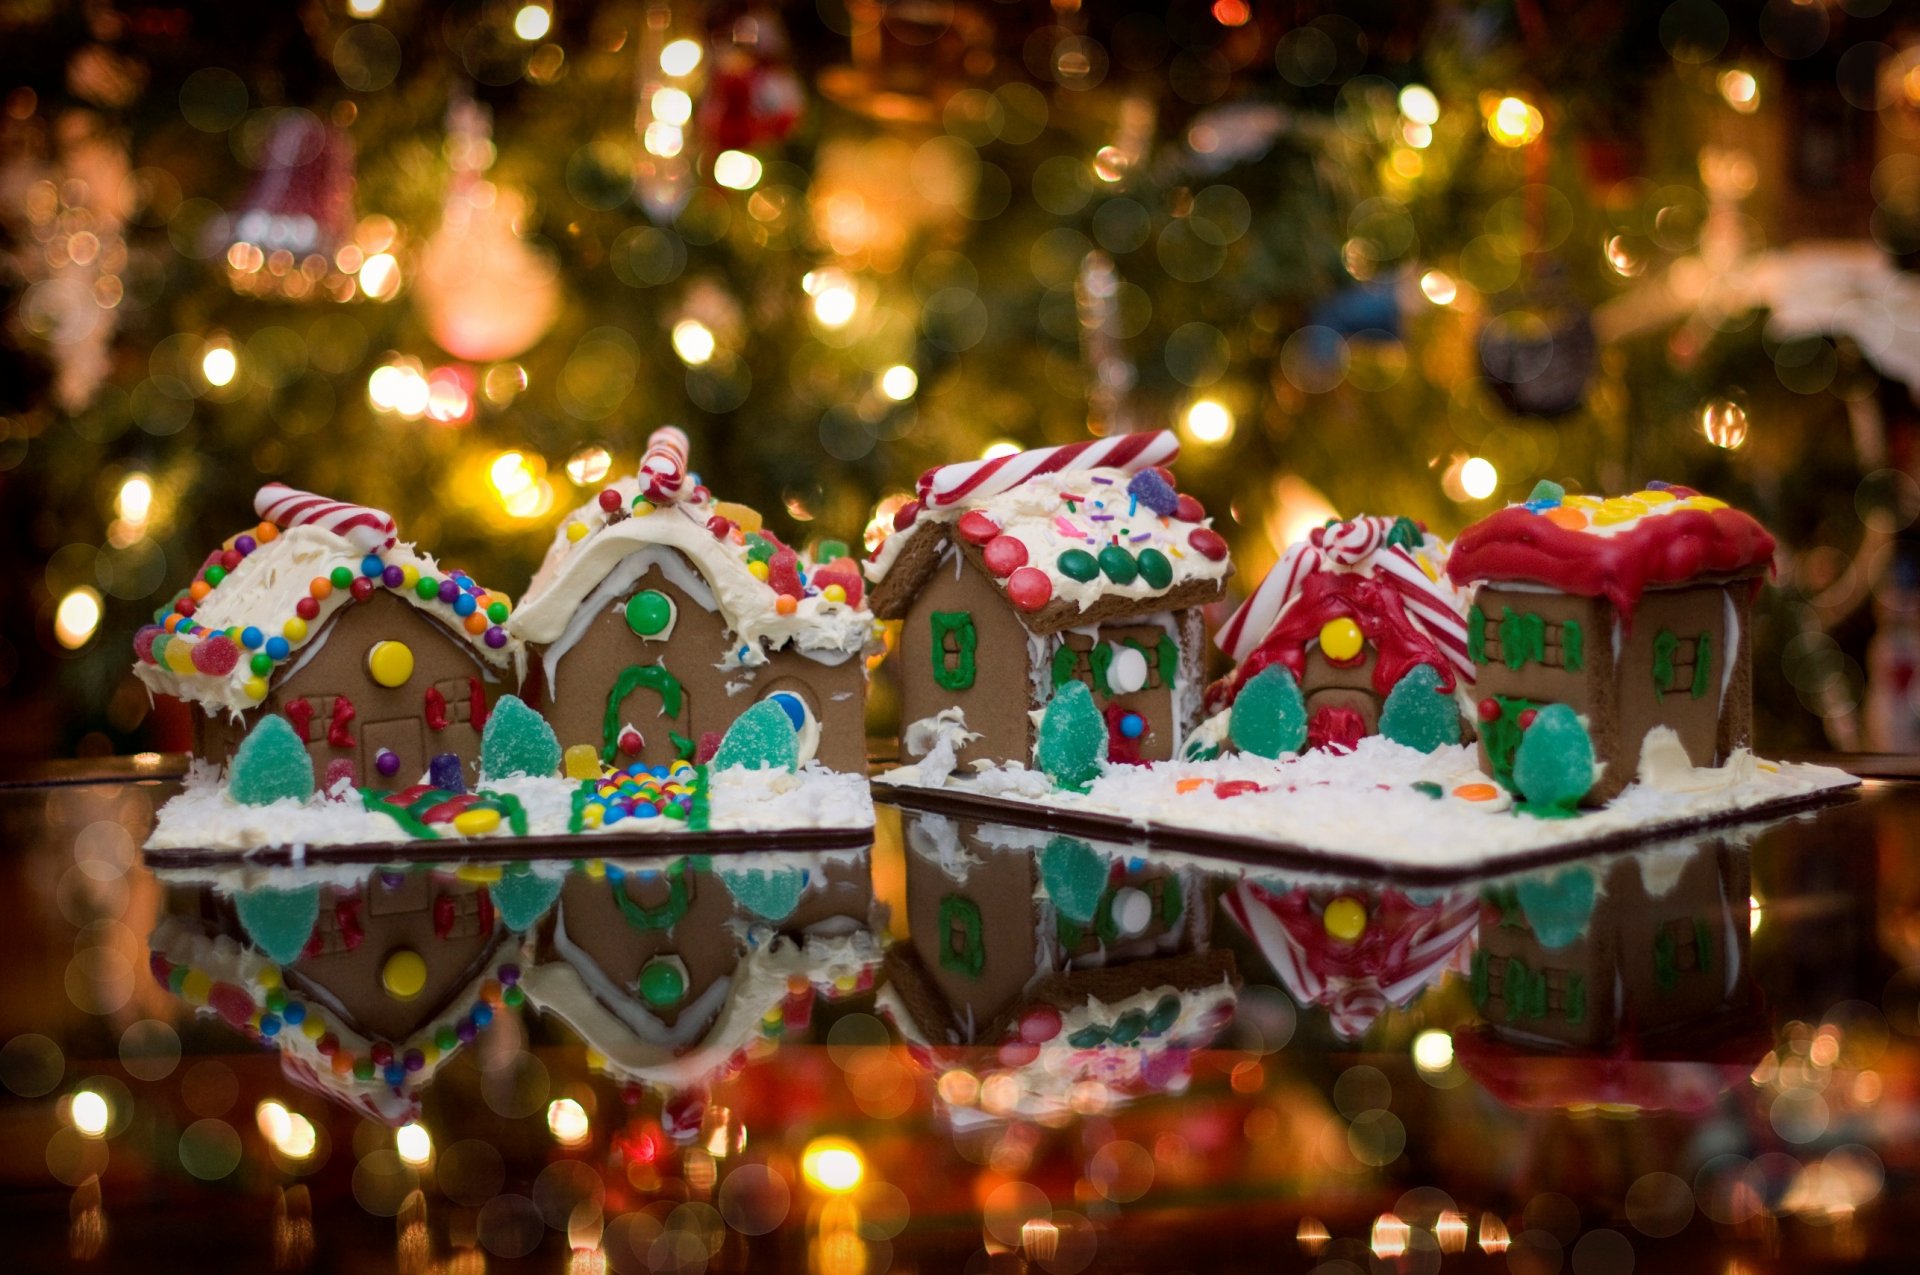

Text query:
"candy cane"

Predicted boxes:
[[254, 483, 397, 553], [639, 426, 691, 505], [916, 430, 1180, 508]]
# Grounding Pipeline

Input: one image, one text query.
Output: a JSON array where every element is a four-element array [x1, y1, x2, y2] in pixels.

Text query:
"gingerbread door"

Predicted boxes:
[[363, 717, 426, 790], [608, 666, 692, 768]]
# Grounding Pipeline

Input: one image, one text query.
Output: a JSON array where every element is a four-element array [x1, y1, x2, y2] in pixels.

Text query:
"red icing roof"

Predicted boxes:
[[1446, 502, 1774, 620]]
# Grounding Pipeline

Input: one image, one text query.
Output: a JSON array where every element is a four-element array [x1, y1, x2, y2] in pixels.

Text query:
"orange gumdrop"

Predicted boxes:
[[189, 580, 213, 600], [1544, 507, 1587, 531], [775, 595, 798, 616], [1176, 777, 1209, 794], [1453, 782, 1500, 802]]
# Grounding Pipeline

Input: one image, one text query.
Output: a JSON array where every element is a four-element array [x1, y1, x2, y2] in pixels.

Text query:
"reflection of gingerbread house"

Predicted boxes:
[[878, 814, 1236, 1121], [1222, 878, 1478, 1041], [518, 852, 883, 1138], [1209, 516, 1473, 750], [1471, 839, 1754, 1051], [510, 465, 873, 774], [150, 863, 535, 1125], [867, 432, 1230, 771], [1447, 486, 1775, 804], [132, 486, 521, 793]]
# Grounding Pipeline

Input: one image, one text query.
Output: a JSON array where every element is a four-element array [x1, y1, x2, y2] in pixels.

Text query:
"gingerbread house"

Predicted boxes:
[[132, 485, 522, 793], [516, 851, 883, 1140], [867, 431, 1231, 772], [1447, 483, 1776, 804], [150, 862, 533, 1125], [1208, 515, 1473, 750], [877, 813, 1236, 1121], [509, 430, 873, 775]]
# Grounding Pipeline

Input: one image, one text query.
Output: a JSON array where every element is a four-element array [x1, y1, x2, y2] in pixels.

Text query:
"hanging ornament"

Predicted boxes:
[[219, 110, 356, 300], [1476, 261, 1596, 419], [698, 6, 803, 152], [413, 93, 559, 363]]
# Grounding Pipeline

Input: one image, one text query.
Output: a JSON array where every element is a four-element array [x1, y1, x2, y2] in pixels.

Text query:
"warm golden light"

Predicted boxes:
[[546, 1098, 590, 1147], [671, 318, 717, 366], [116, 473, 153, 524], [652, 87, 693, 127], [879, 365, 918, 401], [800, 1138, 865, 1194], [1412, 1029, 1454, 1073], [565, 445, 612, 485], [277, 1115, 317, 1160], [1419, 270, 1458, 306], [1398, 84, 1440, 126], [1487, 95, 1543, 147], [488, 450, 540, 500], [713, 150, 763, 191], [396, 1122, 432, 1166], [1184, 399, 1235, 445], [513, 5, 551, 42], [1371, 1213, 1411, 1259], [1718, 68, 1759, 113], [660, 38, 702, 77], [1436, 1211, 1469, 1253], [643, 122, 684, 158], [811, 278, 858, 329], [1750, 894, 1764, 935], [358, 252, 400, 301], [1460, 456, 1499, 500], [1296, 1217, 1331, 1255], [348, 0, 385, 16], [70, 1089, 110, 1138], [55, 587, 103, 650], [1478, 1213, 1511, 1253], [201, 344, 238, 388], [1701, 400, 1749, 450], [980, 439, 1021, 461]]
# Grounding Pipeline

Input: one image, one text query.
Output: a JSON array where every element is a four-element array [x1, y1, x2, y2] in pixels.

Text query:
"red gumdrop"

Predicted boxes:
[[1018, 1005, 1063, 1043], [1476, 698, 1501, 722], [1174, 494, 1206, 523], [767, 547, 804, 597], [323, 758, 357, 795], [133, 626, 163, 663], [694, 731, 722, 764], [957, 510, 1001, 546], [190, 634, 241, 676], [1188, 528, 1228, 561], [893, 500, 922, 532], [1005, 566, 1053, 611], [1214, 779, 1266, 799], [982, 534, 1028, 577], [707, 515, 737, 540], [208, 981, 256, 1027], [813, 558, 865, 606]]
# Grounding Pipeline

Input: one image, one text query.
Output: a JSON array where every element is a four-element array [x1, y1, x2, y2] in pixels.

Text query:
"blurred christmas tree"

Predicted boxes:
[[4, 0, 1919, 759]]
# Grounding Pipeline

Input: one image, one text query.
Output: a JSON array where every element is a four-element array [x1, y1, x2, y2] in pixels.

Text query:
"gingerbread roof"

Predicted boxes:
[[865, 431, 1232, 633], [510, 475, 873, 666], [132, 486, 520, 718], [1446, 484, 1776, 622], [1211, 515, 1472, 706]]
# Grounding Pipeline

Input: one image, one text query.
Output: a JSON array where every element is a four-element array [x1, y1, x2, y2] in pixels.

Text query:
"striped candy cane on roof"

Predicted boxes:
[[915, 430, 1181, 508], [638, 426, 691, 505], [253, 483, 398, 554]]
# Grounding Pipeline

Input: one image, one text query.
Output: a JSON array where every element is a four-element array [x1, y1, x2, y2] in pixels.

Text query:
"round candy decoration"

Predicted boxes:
[[982, 535, 1028, 577], [957, 510, 1001, 546], [1136, 548, 1173, 590], [625, 589, 676, 639], [368, 641, 414, 687], [1107, 644, 1150, 694], [1056, 549, 1099, 582], [1188, 528, 1228, 561], [1322, 896, 1368, 942], [1097, 545, 1138, 585], [638, 958, 687, 1007], [382, 949, 428, 1000], [1005, 566, 1053, 612], [1318, 617, 1365, 662]]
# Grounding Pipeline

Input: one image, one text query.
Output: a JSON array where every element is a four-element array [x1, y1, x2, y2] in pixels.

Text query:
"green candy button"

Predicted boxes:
[[1136, 548, 1173, 589], [1097, 545, 1138, 585], [638, 959, 686, 1007], [1057, 549, 1099, 582], [625, 590, 674, 637]]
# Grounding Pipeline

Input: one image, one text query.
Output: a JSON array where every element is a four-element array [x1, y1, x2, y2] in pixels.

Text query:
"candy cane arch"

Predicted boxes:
[[1216, 515, 1474, 683], [638, 426, 691, 505], [254, 483, 397, 553], [916, 430, 1181, 509]]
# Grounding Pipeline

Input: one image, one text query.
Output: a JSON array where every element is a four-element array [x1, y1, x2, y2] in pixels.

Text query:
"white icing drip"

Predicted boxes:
[[552, 907, 735, 1048], [1612, 617, 1624, 666], [905, 812, 977, 883], [1720, 589, 1741, 712], [541, 545, 716, 702]]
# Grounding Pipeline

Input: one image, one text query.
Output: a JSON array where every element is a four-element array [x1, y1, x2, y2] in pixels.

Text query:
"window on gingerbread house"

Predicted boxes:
[[1476, 608, 1587, 673], [929, 612, 977, 692], [1652, 629, 1714, 700]]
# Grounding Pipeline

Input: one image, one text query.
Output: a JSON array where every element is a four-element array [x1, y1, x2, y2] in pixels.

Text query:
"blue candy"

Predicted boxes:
[[453, 593, 477, 616], [240, 626, 264, 649], [265, 636, 290, 660]]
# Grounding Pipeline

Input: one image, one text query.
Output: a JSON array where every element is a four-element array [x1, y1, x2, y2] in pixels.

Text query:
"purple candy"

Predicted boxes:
[[234, 534, 257, 555], [1127, 468, 1180, 517], [381, 565, 405, 588], [484, 625, 507, 649], [1646, 479, 1672, 490], [429, 752, 465, 793], [437, 579, 459, 603], [403, 1049, 425, 1072], [379, 870, 406, 890], [375, 748, 401, 777], [456, 1019, 478, 1043], [497, 964, 520, 986]]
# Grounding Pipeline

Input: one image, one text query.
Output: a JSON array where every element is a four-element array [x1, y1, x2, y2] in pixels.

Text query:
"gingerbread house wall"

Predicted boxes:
[[903, 824, 1042, 1041], [1051, 620, 1189, 764], [550, 866, 743, 1033], [1476, 873, 1622, 1051], [1300, 645, 1385, 734], [195, 590, 504, 793], [895, 557, 1038, 771]]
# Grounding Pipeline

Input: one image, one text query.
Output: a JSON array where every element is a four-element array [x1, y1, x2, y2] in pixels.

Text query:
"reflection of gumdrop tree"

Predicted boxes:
[[1229, 665, 1307, 758], [229, 714, 314, 805], [491, 866, 565, 931], [1512, 704, 1595, 814], [1036, 681, 1107, 791], [1379, 664, 1460, 752], [1038, 836, 1105, 924], [712, 699, 800, 772], [720, 867, 808, 920], [480, 695, 562, 780], [1514, 867, 1597, 949], [235, 886, 320, 964]]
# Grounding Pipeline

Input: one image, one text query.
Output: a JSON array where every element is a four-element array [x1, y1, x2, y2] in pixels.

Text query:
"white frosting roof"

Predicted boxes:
[[511, 477, 873, 662]]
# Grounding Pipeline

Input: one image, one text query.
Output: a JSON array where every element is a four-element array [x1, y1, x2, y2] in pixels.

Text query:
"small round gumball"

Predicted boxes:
[[1005, 566, 1053, 612], [983, 535, 1027, 577]]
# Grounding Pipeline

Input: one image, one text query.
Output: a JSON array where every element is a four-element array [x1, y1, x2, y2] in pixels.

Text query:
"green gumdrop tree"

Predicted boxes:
[[1512, 704, 1596, 813], [1229, 665, 1308, 758], [1379, 664, 1461, 752], [229, 714, 315, 806], [712, 699, 800, 772], [1036, 680, 1107, 791], [235, 886, 321, 964], [479, 694, 562, 780]]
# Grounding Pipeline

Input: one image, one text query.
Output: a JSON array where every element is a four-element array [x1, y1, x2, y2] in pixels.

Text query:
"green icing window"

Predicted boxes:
[[1561, 619, 1584, 672], [929, 611, 977, 691], [1467, 605, 1486, 664], [1564, 973, 1587, 1025], [1500, 607, 1545, 671], [1691, 632, 1713, 699], [1481, 694, 1541, 791], [937, 894, 985, 977], [1051, 645, 1077, 690], [1652, 629, 1714, 702], [1652, 628, 1679, 702]]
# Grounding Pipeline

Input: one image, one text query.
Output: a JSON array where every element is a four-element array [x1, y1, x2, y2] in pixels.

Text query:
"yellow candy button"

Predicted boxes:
[[181, 970, 212, 1006], [165, 640, 197, 674], [367, 640, 414, 687], [400, 564, 420, 590], [1635, 489, 1676, 506], [454, 863, 502, 882], [382, 949, 428, 1000], [243, 677, 269, 701], [282, 617, 308, 642], [1592, 497, 1648, 526], [1323, 897, 1368, 942], [452, 807, 502, 836], [566, 521, 588, 542], [1319, 616, 1365, 662], [300, 1015, 325, 1039]]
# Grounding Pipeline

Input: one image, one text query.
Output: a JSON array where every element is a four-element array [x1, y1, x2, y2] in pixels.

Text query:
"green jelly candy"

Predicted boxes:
[[435, 1026, 458, 1052], [1039, 836, 1106, 925], [1529, 479, 1565, 504], [1097, 545, 1137, 584], [1229, 665, 1307, 759], [1512, 703, 1595, 813], [638, 959, 687, 1006], [235, 886, 321, 965], [1135, 548, 1173, 589], [625, 589, 673, 637], [1515, 867, 1597, 950], [229, 715, 315, 806], [744, 533, 774, 564], [712, 699, 799, 772], [1036, 681, 1107, 792], [721, 867, 809, 921], [330, 566, 355, 590], [1379, 664, 1460, 753], [250, 652, 274, 677], [415, 577, 439, 600], [1067, 1024, 1108, 1049], [814, 539, 848, 563], [1056, 549, 1099, 582], [479, 694, 562, 780], [490, 867, 564, 931]]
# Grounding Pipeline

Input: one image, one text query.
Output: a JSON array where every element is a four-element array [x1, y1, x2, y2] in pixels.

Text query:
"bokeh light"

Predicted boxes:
[[546, 1098, 590, 1147], [395, 1122, 432, 1167], [1411, 1030, 1454, 1073], [1460, 456, 1499, 500], [1183, 398, 1235, 445], [54, 587, 103, 650], [1486, 95, 1543, 147], [660, 38, 702, 77], [713, 150, 763, 192], [200, 343, 237, 388], [513, 5, 551, 42], [800, 1138, 864, 1193], [879, 365, 918, 401], [671, 318, 717, 366], [69, 1088, 109, 1138]]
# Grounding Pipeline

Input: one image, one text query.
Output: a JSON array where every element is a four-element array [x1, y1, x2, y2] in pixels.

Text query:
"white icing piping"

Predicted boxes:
[[551, 907, 734, 1048], [1720, 589, 1741, 713], [541, 546, 718, 702]]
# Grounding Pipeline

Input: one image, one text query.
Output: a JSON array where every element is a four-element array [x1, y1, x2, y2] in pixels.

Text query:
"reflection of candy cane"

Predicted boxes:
[[254, 483, 397, 553], [639, 426, 690, 504], [917, 430, 1180, 508]]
